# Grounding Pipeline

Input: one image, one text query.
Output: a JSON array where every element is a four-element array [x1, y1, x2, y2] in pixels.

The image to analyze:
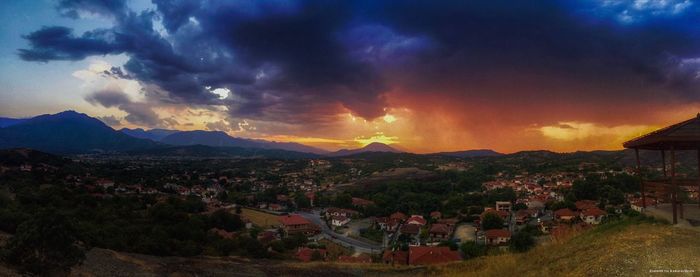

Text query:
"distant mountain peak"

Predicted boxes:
[[329, 142, 402, 157], [361, 142, 400, 151]]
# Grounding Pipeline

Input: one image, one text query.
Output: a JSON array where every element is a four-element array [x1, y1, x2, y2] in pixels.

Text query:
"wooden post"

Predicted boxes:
[[671, 146, 677, 224], [661, 150, 667, 178], [635, 148, 645, 209], [698, 149, 700, 209]]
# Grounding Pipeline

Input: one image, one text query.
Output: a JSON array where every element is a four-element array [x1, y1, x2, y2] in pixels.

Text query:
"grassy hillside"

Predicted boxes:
[[427, 218, 700, 276], [4, 218, 696, 276]]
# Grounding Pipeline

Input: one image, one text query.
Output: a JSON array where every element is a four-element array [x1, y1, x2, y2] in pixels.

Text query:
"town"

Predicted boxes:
[[3, 147, 695, 269]]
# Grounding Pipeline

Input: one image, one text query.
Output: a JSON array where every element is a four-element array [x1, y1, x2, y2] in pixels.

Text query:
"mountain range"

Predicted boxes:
[[158, 130, 329, 154], [0, 111, 425, 157], [0, 111, 158, 154], [119, 128, 179, 141]]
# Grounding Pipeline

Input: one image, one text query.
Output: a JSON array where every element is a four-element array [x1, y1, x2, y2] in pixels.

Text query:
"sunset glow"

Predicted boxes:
[[1, 0, 700, 153]]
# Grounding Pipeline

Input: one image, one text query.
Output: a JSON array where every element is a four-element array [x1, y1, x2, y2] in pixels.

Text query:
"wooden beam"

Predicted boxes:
[[661, 150, 667, 178], [636, 148, 645, 209], [671, 146, 677, 224]]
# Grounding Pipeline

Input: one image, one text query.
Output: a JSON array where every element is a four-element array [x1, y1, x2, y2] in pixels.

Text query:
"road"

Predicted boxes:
[[297, 211, 383, 254]]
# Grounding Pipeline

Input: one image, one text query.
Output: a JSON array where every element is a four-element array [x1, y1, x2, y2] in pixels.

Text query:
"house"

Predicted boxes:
[[428, 224, 451, 242], [580, 207, 607, 225], [554, 208, 577, 222], [436, 218, 459, 230], [331, 215, 351, 227], [515, 209, 531, 225], [408, 246, 461, 265], [400, 224, 421, 245], [400, 223, 421, 236], [390, 212, 408, 221], [382, 250, 409, 265], [378, 217, 402, 232], [575, 200, 597, 211], [297, 247, 327, 262], [495, 201, 512, 212], [484, 229, 511, 246], [337, 254, 372, 263], [631, 198, 656, 212], [278, 215, 320, 236], [406, 215, 427, 226], [325, 207, 359, 218], [527, 200, 545, 213], [430, 211, 442, 220]]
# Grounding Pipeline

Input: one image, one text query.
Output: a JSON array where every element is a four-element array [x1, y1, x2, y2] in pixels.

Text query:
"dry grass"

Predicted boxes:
[[240, 208, 279, 228], [426, 219, 700, 277], [318, 239, 353, 258]]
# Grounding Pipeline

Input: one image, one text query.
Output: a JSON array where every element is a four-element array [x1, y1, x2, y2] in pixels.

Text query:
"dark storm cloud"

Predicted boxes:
[[18, 0, 700, 127], [85, 89, 162, 127], [18, 26, 124, 61]]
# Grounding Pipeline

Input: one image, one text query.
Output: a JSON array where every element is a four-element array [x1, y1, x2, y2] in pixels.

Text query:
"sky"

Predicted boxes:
[[1, 0, 700, 153]]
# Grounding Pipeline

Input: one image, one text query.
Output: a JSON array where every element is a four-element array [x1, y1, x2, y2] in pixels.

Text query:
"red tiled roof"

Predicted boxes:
[[429, 223, 450, 234], [382, 250, 408, 265], [581, 207, 607, 217], [408, 246, 461, 265], [437, 218, 458, 225], [406, 215, 427, 225], [484, 229, 511, 239], [400, 224, 420, 235], [430, 211, 442, 218], [390, 212, 407, 220], [279, 214, 311, 226], [554, 208, 576, 217], [575, 200, 597, 211]]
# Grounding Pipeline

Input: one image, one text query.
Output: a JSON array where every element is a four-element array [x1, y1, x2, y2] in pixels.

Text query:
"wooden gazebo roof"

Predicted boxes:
[[623, 114, 700, 150]]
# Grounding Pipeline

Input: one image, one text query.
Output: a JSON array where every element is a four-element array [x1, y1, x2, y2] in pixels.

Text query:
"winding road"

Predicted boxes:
[[296, 211, 383, 254]]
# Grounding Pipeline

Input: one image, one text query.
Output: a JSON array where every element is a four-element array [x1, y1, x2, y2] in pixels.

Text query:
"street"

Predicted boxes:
[[297, 211, 383, 254]]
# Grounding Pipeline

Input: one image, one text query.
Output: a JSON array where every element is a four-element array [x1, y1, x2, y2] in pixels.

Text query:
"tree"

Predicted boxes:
[[481, 212, 504, 230], [513, 203, 528, 211], [208, 209, 243, 232], [510, 231, 535, 252], [2, 210, 85, 275], [460, 241, 486, 259], [310, 250, 323, 261], [295, 193, 310, 209]]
